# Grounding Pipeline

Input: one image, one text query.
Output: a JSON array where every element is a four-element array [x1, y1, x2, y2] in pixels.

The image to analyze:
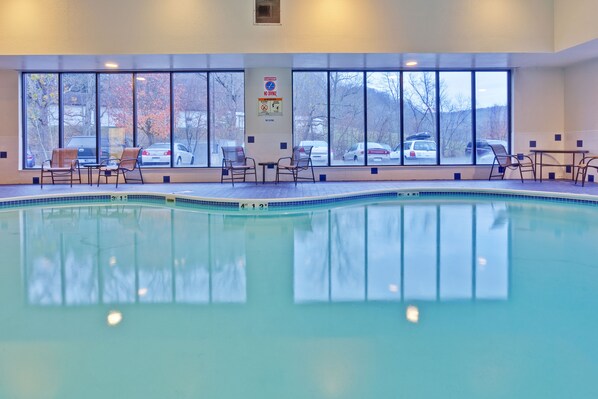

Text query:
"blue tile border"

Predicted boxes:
[[3, 189, 598, 212]]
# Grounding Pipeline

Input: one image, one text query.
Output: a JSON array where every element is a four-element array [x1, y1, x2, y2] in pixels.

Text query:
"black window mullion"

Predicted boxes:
[[400, 71, 404, 166], [95, 74, 100, 163], [206, 72, 212, 167], [132, 73, 138, 147], [363, 71, 368, 166], [471, 71, 477, 165], [170, 72, 174, 167], [435, 71, 440, 165], [327, 72, 331, 166], [58, 73, 63, 148]]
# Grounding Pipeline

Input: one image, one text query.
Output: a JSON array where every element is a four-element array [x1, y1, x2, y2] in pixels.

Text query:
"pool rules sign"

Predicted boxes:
[[258, 76, 282, 117]]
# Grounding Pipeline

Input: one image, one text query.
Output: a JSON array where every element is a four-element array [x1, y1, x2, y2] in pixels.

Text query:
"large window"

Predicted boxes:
[[23, 71, 244, 169], [292, 70, 510, 166]]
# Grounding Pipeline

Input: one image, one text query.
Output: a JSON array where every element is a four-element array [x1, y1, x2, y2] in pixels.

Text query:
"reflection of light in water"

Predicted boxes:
[[478, 257, 487, 267], [109, 256, 117, 267], [388, 284, 399, 293], [236, 257, 245, 269], [406, 305, 419, 323], [40, 257, 53, 270], [107, 310, 123, 326], [138, 287, 148, 297]]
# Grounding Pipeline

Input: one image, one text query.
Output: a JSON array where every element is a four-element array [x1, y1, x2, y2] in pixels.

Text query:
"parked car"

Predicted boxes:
[[141, 142, 194, 166], [403, 140, 437, 160], [66, 136, 102, 164], [342, 142, 390, 163], [25, 149, 36, 168], [299, 140, 330, 165], [465, 139, 508, 158]]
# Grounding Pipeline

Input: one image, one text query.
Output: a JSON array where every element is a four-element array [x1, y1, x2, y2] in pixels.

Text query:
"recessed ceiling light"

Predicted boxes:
[[136, 77, 146, 81], [405, 61, 418, 67], [105, 62, 119, 68]]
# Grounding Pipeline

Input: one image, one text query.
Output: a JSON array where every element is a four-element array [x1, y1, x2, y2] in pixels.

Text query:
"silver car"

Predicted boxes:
[[343, 142, 390, 163], [141, 142, 195, 166], [299, 140, 329, 165]]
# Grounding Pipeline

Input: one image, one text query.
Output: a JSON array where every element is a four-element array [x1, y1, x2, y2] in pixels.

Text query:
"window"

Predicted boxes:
[[476, 72, 509, 164], [209, 72, 245, 167], [293, 72, 329, 165], [173, 73, 208, 167], [330, 72, 365, 166], [367, 72, 401, 165], [23, 71, 244, 169], [292, 70, 510, 167], [99, 74, 134, 163], [439, 72, 472, 165], [24, 73, 59, 168]]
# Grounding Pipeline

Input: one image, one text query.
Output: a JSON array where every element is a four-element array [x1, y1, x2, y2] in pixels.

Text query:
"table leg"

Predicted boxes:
[[262, 164, 266, 184]]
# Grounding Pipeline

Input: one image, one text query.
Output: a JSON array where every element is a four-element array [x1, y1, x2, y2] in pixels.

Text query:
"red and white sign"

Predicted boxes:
[[263, 76, 277, 96]]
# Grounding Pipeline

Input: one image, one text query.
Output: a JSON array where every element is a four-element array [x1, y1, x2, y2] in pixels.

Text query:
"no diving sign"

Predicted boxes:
[[264, 76, 277, 96]]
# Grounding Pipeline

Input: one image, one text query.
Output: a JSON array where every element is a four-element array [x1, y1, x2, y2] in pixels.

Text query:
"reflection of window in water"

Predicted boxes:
[[294, 202, 510, 303], [23, 206, 246, 306]]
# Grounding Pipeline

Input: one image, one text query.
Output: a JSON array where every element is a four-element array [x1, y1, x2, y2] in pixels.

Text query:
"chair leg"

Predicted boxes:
[[310, 162, 315, 183], [582, 167, 588, 187], [519, 167, 524, 183], [115, 170, 120, 188]]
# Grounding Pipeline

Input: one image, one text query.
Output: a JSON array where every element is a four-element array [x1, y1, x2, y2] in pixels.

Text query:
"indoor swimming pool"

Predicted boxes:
[[0, 194, 597, 398]]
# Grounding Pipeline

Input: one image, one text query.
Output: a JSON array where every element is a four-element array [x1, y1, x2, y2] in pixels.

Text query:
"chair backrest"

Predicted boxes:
[[222, 146, 246, 166], [119, 147, 142, 170], [51, 148, 79, 168], [291, 145, 313, 167], [488, 143, 513, 166]]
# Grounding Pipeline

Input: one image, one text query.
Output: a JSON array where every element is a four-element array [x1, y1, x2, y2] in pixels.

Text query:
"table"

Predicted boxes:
[[258, 161, 277, 183], [80, 163, 102, 185], [530, 149, 589, 182]]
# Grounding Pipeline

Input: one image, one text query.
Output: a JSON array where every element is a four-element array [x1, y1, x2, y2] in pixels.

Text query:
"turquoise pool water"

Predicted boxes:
[[0, 196, 597, 398]]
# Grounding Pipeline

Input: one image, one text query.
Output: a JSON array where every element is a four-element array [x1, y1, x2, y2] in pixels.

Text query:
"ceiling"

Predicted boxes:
[[1, 40, 597, 71]]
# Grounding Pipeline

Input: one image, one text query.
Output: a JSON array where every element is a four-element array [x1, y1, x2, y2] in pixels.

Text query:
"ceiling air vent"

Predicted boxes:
[[254, 0, 280, 25]]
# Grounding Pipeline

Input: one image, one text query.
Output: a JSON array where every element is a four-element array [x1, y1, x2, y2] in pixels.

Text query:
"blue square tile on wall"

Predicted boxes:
[[319, 174, 326, 182], [454, 172, 461, 180], [548, 172, 556, 180], [554, 134, 562, 141], [371, 167, 378, 175], [529, 140, 537, 148], [589, 175, 595, 183], [280, 142, 287, 150], [163, 176, 170, 183], [248, 136, 255, 143], [577, 140, 584, 147]]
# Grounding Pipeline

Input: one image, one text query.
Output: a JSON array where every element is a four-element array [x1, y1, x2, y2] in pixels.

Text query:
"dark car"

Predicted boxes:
[[465, 139, 507, 158], [66, 136, 114, 164]]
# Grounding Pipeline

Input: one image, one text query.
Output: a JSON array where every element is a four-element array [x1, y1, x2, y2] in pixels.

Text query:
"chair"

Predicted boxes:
[[276, 145, 316, 186], [221, 146, 257, 186], [97, 147, 144, 187], [575, 155, 598, 186], [488, 143, 536, 183], [40, 148, 82, 188]]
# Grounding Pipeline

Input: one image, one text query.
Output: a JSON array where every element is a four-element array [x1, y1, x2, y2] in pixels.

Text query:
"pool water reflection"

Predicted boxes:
[[0, 197, 597, 399]]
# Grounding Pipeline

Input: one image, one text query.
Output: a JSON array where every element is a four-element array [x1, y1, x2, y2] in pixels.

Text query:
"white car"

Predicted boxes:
[[403, 140, 437, 162], [299, 140, 330, 165], [141, 142, 195, 166], [342, 142, 390, 163]]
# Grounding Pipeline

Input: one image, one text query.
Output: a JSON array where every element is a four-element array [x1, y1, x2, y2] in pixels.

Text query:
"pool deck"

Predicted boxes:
[[1, 179, 598, 202]]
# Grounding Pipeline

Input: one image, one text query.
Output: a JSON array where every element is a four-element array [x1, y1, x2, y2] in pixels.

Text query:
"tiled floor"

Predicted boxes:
[[2, 179, 598, 201]]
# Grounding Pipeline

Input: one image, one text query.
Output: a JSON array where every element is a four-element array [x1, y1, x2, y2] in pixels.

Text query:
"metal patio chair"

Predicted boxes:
[[488, 143, 535, 183], [575, 155, 598, 186], [40, 148, 82, 188], [97, 147, 144, 187], [276, 145, 315, 186], [221, 146, 257, 186]]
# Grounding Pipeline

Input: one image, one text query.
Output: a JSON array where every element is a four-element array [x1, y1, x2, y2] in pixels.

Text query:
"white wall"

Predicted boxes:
[[512, 67, 566, 178], [554, 0, 598, 51], [0, 0, 554, 55], [564, 58, 598, 183]]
